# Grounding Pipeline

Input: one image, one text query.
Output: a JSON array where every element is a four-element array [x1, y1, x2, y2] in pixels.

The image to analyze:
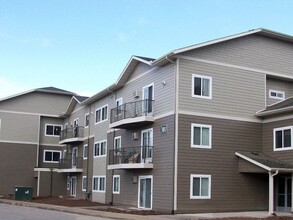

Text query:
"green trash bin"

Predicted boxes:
[[14, 186, 33, 201]]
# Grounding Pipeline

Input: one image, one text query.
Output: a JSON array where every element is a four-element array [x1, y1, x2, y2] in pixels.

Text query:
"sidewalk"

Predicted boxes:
[[1, 198, 293, 220]]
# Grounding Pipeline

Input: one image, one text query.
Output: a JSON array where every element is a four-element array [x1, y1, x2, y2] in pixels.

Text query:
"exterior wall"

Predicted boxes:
[[178, 58, 265, 120], [38, 171, 67, 197], [266, 78, 293, 106], [40, 116, 64, 145], [128, 62, 155, 82], [263, 117, 293, 164], [39, 145, 64, 168], [177, 114, 268, 213], [106, 115, 175, 212], [0, 142, 37, 195], [181, 34, 293, 77], [0, 92, 72, 115]]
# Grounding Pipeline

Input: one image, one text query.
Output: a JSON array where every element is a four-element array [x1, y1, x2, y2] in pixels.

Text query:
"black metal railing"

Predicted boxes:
[[110, 100, 154, 124], [109, 146, 153, 165], [60, 126, 84, 141], [58, 157, 83, 169]]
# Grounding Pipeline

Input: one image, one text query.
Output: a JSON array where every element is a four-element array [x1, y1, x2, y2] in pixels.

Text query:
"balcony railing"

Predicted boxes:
[[58, 157, 83, 170], [59, 126, 84, 142], [109, 146, 153, 166], [110, 100, 154, 124]]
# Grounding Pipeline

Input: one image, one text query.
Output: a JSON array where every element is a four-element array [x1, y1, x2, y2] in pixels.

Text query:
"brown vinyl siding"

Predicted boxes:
[[0, 142, 37, 195], [177, 114, 267, 213], [39, 171, 67, 197], [38, 145, 63, 168], [263, 118, 293, 164]]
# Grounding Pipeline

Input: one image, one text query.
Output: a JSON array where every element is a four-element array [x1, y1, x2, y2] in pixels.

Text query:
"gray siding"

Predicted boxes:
[[182, 34, 293, 77], [39, 145, 63, 168], [40, 116, 64, 145], [178, 58, 265, 120], [177, 114, 267, 213], [266, 78, 293, 106], [0, 143, 37, 195], [128, 62, 154, 82]]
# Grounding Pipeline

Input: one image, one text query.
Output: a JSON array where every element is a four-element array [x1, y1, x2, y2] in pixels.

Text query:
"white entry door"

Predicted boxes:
[[70, 176, 77, 197], [138, 175, 152, 209], [141, 128, 153, 163]]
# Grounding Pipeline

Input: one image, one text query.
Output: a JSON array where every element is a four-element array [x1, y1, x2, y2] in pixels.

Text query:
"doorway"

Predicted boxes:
[[138, 175, 152, 209], [277, 177, 292, 212]]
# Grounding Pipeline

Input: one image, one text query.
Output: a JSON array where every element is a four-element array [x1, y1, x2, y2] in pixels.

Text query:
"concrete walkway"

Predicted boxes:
[[1, 199, 293, 219]]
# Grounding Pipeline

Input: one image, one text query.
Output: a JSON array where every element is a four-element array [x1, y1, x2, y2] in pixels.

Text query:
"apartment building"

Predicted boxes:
[[1, 28, 293, 215]]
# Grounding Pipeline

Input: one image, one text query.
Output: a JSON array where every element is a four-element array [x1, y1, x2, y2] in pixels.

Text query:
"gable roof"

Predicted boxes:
[[256, 97, 293, 117], [61, 95, 89, 117], [0, 86, 75, 102]]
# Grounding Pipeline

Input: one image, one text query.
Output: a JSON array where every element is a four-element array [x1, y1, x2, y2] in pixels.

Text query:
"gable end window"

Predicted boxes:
[[191, 123, 212, 149], [45, 124, 62, 136], [43, 150, 61, 163], [269, 90, 285, 100], [192, 74, 212, 99], [190, 174, 211, 199], [95, 105, 108, 124], [274, 126, 293, 151]]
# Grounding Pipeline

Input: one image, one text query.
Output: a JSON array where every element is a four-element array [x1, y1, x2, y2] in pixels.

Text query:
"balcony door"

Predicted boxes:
[[138, 175, 152, 209], [142, 83, 154, 115], [70, 176, 77, 197], [72, 147, 78, 168], [141, 128, 153, 163], [277, 177, 292, 212]]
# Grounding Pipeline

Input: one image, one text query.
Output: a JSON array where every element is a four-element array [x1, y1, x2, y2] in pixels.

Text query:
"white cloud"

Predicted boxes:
[[0, 78, 31, 100]]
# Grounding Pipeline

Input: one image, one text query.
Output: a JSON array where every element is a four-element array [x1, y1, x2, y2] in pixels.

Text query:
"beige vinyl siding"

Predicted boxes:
[[177, 114, 267, 213], [40, 117, 64, 145], [266, 78, 293, 106], [263, 118, 293, 164], [178, 58, 265, 120], [0, 112, 39, 143], [181, 34, 293, 77], [0, 92, 72, 115], [127, 62, 154, 82], [0, 142, 37, 195]]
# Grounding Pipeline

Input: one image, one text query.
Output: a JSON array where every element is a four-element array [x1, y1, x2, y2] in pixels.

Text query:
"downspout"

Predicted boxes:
[[268, 170, 279, 215], [86, 105, 91, 200]]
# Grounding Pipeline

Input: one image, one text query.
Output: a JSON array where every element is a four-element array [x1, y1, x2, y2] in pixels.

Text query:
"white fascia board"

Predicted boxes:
[[235, 152, 271, 171]]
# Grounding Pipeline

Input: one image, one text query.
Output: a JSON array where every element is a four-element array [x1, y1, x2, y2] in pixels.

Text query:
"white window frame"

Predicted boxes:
[[45, 124, 62, 137], [269, 89, 285, 100], [190, 174, 211, 199], [273, 126, 293, 151], [43, 150, 61, 163], [116, 97, 123, 107], [73, 118, 79, 127], [83, 144, 88, 160], [93, 140, 107, 158], [191, 123, 212, 149], [85, 113, 89, 128], [82, 176, 87, 192], [92, 176, 106, 193], [113, 175, 120, 194], [95, 105, 108, 124], [63, 149, 67, 158], [192, 74, 212, 99]]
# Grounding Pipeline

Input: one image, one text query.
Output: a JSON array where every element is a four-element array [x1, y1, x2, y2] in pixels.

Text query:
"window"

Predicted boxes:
[[192, 74, 212, 99], [85, 114, 89, 127], [95, 105, 108, 123], [114, 136, 121, 150], [269, 90, 285, 100], [45, 124, 62, 136], [73, 118, 79, 127], [82, 176, 87, 192], [191, 123, 212, 149], [274, 126, 293, 151], [93, 176, 106, 192], [113, 175, 120, 194], [94, 140, 107, 157], [43, 150, 61, 163], [63, 150, 67, 159], [83, 145, 88, 159], [190, 174, 211, 199]]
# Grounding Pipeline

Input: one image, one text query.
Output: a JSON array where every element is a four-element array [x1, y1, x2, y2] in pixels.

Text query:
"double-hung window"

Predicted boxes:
[[190, 174, 211, 199], [113, 175, 120, 194], [43, 150, 61, 163], [45, 124, 62, 136], [94, 140, 107, 157], [274, 126, 293, 151], [192, 74, 212, 99], [95, 105, 108, 123], [93, 176, 106, 192], [191, 123, 212, 149]]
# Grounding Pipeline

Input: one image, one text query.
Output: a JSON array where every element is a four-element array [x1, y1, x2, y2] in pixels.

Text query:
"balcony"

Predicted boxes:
[[57, 157, 83, 173], [108, 146, 153, 170], [59, 126, 84, 145], [109, 100, 154, 129]]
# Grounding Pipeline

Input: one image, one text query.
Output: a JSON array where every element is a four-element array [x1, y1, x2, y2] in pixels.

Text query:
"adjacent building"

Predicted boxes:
[[1, 28, 293, 214]]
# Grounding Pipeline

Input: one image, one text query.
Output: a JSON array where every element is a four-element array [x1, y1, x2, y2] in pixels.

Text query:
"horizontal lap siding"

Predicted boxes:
[[182, 35, 293, 76], [178, 59, 265, 120], [40, 117, 64, 145], [263, 118, 293, 164], [128, 63, 154, 82], [39, 171, 67, 197], [266, 78, 293, 106], [0, 143, 36, 195], [39, 145, 63, 168], [177, 114, 267, 213]]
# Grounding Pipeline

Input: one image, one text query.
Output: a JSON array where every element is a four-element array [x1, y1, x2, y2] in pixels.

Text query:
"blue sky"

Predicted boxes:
[[0, 0, 293, 98]]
